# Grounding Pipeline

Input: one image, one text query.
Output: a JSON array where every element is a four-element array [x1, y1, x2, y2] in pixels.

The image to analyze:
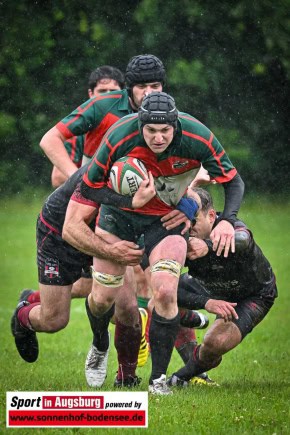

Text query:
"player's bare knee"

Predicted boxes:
[[43, 313, 70, 332], [93, 300, 113, 315], [153, 284, 176, 307]]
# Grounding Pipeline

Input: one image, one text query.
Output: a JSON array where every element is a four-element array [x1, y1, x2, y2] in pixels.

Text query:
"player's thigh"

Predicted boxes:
[[96, 205, 137, 243], [39, 283, 72, 321], [233, 296, 275, 340], [37, 217, 91, 287], [71, 277, 92, 298], [150, 234, 187, 264]]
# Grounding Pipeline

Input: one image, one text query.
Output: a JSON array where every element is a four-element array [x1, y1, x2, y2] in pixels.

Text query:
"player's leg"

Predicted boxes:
[[168, 319, 240, 386], [85, 252, 126, 387], [11, 217, 82, 362], [169, 293, 276, 385], [71, 277, 92, 298], [17, 274, 92, 303], [11, 283, 72, 363], [114, 266, 142, 387], [148, 234, 187, 395], [28, 284, 72, 332], [134, 263, 151, 368]]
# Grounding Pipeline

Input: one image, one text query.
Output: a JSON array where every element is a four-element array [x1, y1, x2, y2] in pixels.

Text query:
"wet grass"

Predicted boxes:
[[0, 192, 289, 434]]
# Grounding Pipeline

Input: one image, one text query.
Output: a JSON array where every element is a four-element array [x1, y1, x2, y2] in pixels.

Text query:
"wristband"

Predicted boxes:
[[176, 197, 199, 221]]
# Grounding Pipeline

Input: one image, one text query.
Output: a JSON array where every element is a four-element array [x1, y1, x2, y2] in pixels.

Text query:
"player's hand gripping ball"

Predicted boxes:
[[109, 157, 148, 196]]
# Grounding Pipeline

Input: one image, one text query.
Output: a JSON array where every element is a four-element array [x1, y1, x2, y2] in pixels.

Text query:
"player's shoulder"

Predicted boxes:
[[234, 218, 249, 231], [178, 111, 212, 139], [90, 89, 127, 108], [109, 112, 139, 131]]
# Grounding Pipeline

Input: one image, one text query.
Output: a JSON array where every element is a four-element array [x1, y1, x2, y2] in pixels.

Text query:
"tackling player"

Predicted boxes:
[[168, 187, 277, 386]]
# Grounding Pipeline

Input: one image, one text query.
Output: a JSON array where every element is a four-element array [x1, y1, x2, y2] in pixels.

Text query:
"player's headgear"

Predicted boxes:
[[125, 54, 165, 96], [138, 92, 178, 130]]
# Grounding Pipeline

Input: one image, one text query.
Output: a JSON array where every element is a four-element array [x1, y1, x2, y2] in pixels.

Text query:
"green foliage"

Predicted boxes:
[[0, 194, 289, 433], [1, 0, 290, 195]]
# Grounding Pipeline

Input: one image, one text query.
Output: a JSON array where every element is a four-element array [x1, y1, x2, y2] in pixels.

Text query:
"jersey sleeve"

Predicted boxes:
[[198, 133, 237, 183], [70, 181, 100, 209], [179, 114, 237, 183], [64, 135, 84, 167], [56, 97, 104, 139]]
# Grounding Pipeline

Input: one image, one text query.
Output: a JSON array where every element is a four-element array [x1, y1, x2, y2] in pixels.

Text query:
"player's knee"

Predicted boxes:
[[153, 284, 176, 306], [203, 331, 231, 354], [116, 304, 139, 325], [90, 297, 114, 315], [43, 313, 70, 332]]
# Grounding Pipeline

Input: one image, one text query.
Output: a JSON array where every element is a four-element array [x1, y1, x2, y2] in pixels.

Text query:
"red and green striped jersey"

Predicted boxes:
[[64, 135, 84, 168], [83, 112, 237, 215], [56, 90, 133, 160]]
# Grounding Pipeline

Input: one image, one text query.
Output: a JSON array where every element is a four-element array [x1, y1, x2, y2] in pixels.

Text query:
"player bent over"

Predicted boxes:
[[10, 165, 144, 388], [167, 188, 277, 386]]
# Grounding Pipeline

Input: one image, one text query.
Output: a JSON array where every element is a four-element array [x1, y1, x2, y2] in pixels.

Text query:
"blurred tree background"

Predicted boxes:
[[1, 0, 289, 196]]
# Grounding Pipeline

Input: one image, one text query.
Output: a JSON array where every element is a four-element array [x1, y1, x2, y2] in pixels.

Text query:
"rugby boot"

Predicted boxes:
[[114, 374, 141, 388], [19, 289, 35, 303], [167, 373, 189, 388], [11, 301, 39, 363], [190, 372, 220, 386], [149, 374, 173, 395], [85, 332, 110, 387]]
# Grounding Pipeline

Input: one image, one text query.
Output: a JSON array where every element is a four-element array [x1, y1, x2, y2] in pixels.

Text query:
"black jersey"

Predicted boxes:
[[185, 218, 277, 306], [41, 165, 98, 234]]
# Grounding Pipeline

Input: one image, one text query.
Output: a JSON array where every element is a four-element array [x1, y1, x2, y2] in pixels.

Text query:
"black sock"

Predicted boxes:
[[175, 345, 222, 381], [176, 340, 197, 364], [85, 297, 115, 351], [149, 308, 180, 383]]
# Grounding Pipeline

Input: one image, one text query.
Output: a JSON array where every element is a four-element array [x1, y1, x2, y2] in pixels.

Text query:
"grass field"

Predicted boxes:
[[0, 191, 290, 434]]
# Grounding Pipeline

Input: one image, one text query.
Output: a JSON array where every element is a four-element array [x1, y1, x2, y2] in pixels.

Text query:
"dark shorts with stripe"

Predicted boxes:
[[37, 215, 92, 286], [97, 204, 189, 258], [220, 294, 275, 339], [178, 273, 276, 339]]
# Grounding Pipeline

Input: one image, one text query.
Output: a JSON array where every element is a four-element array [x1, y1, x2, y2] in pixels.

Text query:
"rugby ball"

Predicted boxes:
[[109, 157, 148, 196]]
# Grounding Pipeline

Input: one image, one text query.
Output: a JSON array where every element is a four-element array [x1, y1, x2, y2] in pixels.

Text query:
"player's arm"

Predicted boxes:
[[178, 274, 238, 321], [80, 172, 156, 210], [50, 136, 82, 187], [51, 165, 77, 188], [210, 173, 245, 256], [40, 126, 78, 179], [204, 299, 238, 321], [62, 198, 144, 265], [195, 128, 244, 257], [188, 220, 251, 262], [41, 98, 100, 179], [161, 185, 201, 233]]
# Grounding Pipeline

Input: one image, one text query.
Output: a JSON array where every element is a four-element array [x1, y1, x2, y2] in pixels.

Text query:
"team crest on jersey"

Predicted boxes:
[[172, 160, 189, 169], [44, 258, 59, 279]]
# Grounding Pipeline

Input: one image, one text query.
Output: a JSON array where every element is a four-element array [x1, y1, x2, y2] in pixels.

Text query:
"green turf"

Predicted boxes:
[[0, 192, 290, 434]]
